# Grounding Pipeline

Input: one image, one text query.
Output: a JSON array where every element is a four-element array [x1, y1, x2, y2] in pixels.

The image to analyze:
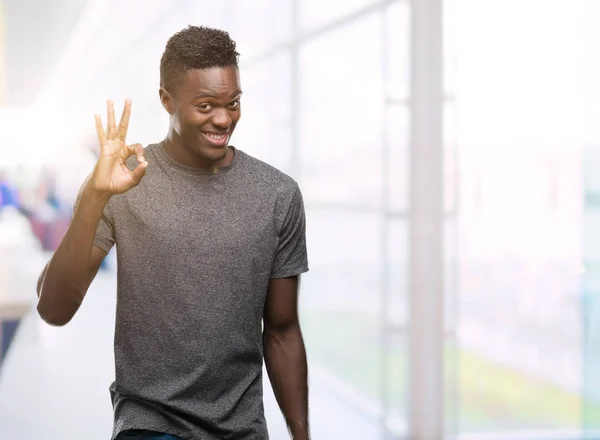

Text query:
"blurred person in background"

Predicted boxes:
[[0, 169, 21, 215], [36, 25, 310, 440], [23, 166, 65, 251]]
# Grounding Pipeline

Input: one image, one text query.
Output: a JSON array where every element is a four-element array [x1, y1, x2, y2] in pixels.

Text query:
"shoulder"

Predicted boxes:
[[236, 149, 300, 198], [236, 151, 305, 223]]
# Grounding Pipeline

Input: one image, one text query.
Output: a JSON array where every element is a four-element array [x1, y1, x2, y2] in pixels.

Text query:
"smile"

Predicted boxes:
[[201, 130, 230, 146]]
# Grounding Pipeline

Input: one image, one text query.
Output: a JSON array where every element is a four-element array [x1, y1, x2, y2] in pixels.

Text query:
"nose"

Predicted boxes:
[[211, 108, 232, 129]]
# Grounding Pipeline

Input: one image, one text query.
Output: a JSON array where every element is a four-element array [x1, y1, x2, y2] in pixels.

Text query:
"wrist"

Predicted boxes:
[[83, 181, 112, 204]]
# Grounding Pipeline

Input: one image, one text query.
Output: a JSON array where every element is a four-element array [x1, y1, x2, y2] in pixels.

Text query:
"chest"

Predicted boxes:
[[113, 181, 279, 275]]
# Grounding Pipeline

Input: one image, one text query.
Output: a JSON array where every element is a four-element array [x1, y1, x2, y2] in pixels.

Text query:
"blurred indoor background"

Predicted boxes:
[[0, 0, 599, 439]]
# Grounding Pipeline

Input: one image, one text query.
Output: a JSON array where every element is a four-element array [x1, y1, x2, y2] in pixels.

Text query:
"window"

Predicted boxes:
[[236, 53, 293, 172], [228, 0, 292, 59], [455, 0, 586, 434], [298, 12, 384, 209]]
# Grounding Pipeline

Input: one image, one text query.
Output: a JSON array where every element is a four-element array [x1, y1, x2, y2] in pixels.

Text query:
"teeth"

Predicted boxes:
[[205, 132, 227, 140]]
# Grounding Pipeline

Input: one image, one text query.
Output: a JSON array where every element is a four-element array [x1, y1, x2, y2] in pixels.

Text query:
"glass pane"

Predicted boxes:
[[183, 1, 228, 28], [228, 0, 291, 58], [301, 211, 409, 437], [457, 164, 583, 429], [301, 210, 385, 419], [583, 1, 600, 435], [385, 1, 410, 101], [298, 12, 384, 208], [386, 105, 409, 213], [454, 0, 584, 434], [445, 218, 459, 335], [384, 219, 408, 327], [445, 335, 460, 438], [583, 147, 600, 433], [445, 217, 460, 438], [236, 53, 293, 173], [445, 101, 458, 215], [299, 0, 381, 32], [383, 330, 408, 438], [381, 219, 408, 438], [457, 151, 583, 432]]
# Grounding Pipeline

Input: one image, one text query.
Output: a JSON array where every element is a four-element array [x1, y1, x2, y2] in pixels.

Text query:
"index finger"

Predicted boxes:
[[117, 99, 132, 142]]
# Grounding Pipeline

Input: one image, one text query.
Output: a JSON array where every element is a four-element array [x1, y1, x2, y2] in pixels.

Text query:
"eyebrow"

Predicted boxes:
[[193, 90, 243, 100]]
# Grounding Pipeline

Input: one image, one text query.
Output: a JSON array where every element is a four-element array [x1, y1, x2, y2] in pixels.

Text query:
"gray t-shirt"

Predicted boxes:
[[76, 143, 309, 439]]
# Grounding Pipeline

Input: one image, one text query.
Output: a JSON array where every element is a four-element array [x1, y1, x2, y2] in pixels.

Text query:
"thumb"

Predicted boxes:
[[130, 160, 148, 185]]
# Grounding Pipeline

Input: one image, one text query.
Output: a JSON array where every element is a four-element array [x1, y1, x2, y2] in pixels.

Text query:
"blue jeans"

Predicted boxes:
[[115, 429, 182, 440]]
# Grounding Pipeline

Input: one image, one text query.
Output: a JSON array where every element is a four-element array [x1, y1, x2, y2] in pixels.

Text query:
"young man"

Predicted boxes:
[[36, 26, 310, 440]]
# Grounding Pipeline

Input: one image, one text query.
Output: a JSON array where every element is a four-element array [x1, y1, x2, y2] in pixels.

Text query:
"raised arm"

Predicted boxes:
[[37, 99, 147, 326]]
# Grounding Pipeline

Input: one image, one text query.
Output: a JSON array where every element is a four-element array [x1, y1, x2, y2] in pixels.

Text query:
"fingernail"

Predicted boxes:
[[140, 156, 146, 162]]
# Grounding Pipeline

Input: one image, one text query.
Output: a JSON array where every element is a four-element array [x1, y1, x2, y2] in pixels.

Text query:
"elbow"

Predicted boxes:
[[36, 301, 73, 327], [36, 275, 81, 327], [264, 316, 300, 334], [263, 320, 301, 343]]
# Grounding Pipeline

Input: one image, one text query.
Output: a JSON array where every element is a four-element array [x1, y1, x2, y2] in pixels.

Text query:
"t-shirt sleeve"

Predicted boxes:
[[73, 176, 115, 254], [270, 185, 309, 279]]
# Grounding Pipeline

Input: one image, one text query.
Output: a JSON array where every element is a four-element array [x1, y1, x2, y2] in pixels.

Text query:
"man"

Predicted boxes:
[[36, 26, 310, 440]]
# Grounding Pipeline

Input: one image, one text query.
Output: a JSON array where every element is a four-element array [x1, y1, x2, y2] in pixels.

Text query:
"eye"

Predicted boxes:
[[228, 100, 240, 110], [196, 103, 212, 112]]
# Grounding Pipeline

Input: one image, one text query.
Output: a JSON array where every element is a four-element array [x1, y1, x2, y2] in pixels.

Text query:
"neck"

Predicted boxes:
[[163, 130, 233, 173]]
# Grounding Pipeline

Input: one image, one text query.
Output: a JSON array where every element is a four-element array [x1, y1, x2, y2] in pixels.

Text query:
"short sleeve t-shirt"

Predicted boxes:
[[75, 143, 309, 440]]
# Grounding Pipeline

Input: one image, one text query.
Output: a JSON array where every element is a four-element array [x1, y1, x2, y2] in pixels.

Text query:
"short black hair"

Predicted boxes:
[[160, 25, 240, 91]]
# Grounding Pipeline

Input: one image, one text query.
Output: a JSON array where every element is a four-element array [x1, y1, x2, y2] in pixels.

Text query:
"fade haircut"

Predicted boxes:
[[160, 25, 240, 92]]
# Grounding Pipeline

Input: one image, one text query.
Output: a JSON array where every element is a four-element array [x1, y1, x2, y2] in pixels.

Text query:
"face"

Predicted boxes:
[[160, 66, 242, 165]]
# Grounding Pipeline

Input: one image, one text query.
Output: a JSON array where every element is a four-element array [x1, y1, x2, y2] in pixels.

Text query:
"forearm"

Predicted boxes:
[[37, 184, 109, 326], [263, 323, 309, 439]]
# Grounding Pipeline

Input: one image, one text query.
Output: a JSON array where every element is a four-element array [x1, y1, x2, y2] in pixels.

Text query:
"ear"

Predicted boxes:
[[159, 87, 174, 115]]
